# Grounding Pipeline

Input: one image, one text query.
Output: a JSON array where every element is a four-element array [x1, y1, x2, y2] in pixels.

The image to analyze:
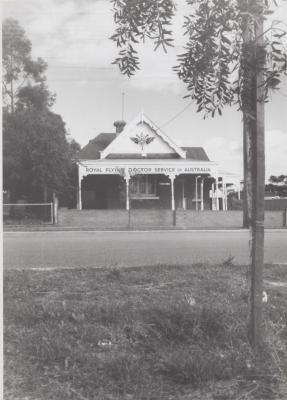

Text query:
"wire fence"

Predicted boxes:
[[3, 203, 54, 225]]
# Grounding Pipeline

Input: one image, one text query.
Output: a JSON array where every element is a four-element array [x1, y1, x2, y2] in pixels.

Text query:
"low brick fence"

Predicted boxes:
[[176, 210, 286, 229], [130, 209, 174, 227], [58, 209, 129, 229], [58, 208, 287, 229], [265, 198, 287, 211], [176, 210, 242, 229]]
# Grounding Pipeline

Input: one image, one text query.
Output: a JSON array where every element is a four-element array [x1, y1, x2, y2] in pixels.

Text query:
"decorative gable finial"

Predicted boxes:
[[130, 132, 155, 151]]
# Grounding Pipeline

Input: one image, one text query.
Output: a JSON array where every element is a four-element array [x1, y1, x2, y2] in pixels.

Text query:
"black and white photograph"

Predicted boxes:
[[2, 0, 287, 398]]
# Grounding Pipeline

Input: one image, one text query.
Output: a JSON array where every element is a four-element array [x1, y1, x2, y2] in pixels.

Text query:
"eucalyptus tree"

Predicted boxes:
[[110, 0, 287, 346], [2, 19, 78, 204], [2, 18, 49, 112]]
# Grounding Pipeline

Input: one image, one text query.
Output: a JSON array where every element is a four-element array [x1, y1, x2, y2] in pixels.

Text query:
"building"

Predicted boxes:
[[77, 112, 234, 211]]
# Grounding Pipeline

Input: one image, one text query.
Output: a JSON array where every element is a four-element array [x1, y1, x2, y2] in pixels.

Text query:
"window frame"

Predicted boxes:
[[130, 175, 158, 199]]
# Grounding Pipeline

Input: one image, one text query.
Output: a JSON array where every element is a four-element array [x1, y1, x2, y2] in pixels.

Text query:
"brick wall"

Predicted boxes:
[[58, 208, 286, 229], [176, 210, 286, 229], [265, 198, 287, 211], [176, 210, 243, 229], [265, 211, 286, 228], [58, 208, 173, 228], [59, 209, 129, 229], [130, 209, 173, 227]]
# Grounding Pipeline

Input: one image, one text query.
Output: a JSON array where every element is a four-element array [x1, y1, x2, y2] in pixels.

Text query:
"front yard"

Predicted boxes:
[[4, 263, 287, 400]]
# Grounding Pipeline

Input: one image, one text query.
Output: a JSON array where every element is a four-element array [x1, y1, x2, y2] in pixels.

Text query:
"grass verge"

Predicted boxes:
[[4, 263, 287, 400]]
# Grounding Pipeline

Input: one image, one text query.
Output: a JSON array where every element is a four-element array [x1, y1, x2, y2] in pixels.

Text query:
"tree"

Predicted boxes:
[[269, 174, 287, 184], [3, 109, 71, 202], [111, 1, 286, 107], [2, 18, 53, 112], [2, 19, 78, 205], [110, 0, 287, 346], [266, 174, 287, 196], [111, 0, 286, 221], [58, 139, 82, 208], [17, 83, 56, 112]]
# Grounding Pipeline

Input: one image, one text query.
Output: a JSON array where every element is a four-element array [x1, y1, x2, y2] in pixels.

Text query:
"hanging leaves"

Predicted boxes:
[[110, 0, 287, 116], [110, 0, 175, 76], [174, 0, 239, 116]]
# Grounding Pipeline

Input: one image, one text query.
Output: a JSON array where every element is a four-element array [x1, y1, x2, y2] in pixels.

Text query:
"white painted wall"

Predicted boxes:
[[106, 123, 176, 155]]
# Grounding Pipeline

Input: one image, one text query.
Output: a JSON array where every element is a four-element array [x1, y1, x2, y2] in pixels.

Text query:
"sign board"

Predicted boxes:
[[83, 165, 213, 176]]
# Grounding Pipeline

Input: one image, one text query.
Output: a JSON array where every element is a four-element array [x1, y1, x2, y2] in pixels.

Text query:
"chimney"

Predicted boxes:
[[114, 120, 126, 135]]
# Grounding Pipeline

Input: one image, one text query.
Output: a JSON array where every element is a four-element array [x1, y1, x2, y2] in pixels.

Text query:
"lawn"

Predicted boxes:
[[4, 263, 287, 400]]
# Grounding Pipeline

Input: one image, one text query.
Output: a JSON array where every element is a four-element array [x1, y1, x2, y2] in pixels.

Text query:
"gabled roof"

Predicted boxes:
[[182, 147, 209, 161], [78, 112, 211, 162], [78, 133, 116, 160], [78, 134, 210, 161], [100, 112, 187, 159]]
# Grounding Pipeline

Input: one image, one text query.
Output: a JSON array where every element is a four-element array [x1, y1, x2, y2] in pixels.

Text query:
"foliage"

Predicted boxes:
[[3, 109, 72, 202], [2, 18, 54, 112], [2, 105, 80, 204], [17, 83, 56, 111], [2, 19, 80, 204], [111, 0, 175, 76], [111, 0, 287, 117], [265, 174, 287, 196], [59, 139, 82, 208], [269, 174, 287, 183]]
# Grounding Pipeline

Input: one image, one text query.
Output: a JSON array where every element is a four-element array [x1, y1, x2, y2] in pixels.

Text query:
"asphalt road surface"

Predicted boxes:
[[3, 230, 287, 270]]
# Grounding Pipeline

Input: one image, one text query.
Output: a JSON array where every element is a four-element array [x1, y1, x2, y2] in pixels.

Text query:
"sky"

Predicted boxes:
[[2, 0, 287, 179]]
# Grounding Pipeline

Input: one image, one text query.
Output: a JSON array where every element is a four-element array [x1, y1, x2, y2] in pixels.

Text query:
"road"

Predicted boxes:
[[3, 230, 287, 269]]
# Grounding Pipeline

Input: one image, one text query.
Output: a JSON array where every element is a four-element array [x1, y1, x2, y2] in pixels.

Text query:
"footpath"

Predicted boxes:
[[4, 225, 244, 232], [4, 224, 287, 232]]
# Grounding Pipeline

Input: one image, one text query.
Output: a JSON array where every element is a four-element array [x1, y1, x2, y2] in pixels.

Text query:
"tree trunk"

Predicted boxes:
[[10, 54, 15, 113], [242, 0, 265, 347], [242, 0, 253, 229], [243, 115, 253, 228], [248, 1, 265, 348]]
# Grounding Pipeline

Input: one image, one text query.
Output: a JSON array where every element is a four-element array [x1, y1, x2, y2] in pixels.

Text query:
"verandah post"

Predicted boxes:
[[182, 178, 186, 209], [169, 175, 175, 211], [125, 176, 130, 211], [215, 176, 219, 211], [169, 175, 176, 226], [52, 192, 58, 224], [77, 164, 82, 210], [200, 178, 205, 211], [195, 175, 200, 211]]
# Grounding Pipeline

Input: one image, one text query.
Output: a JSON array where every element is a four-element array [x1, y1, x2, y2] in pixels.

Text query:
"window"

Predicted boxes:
[[130, 175, 157, 198]]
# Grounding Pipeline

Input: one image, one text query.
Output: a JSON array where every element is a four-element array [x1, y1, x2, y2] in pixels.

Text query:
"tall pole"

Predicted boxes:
[[242, 0, 254, 229], [249, 1, 265, 347], [243, 114, 253, 227]]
